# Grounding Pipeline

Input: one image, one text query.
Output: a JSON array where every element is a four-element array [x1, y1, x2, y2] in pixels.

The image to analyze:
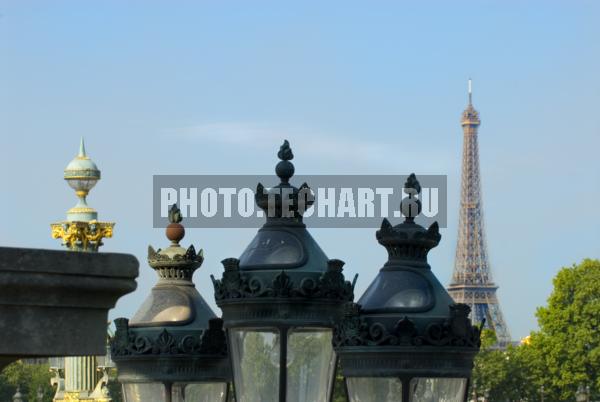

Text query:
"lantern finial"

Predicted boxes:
[[255, 140, 314, 222], [148, 203, 203, 281], [376, 174, 440, 268]]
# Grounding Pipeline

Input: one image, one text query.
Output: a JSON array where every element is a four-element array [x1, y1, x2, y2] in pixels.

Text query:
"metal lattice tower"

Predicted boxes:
[[447, 80, 511, 346]]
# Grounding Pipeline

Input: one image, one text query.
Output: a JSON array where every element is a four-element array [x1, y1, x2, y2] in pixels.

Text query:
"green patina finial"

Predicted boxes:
[[277, 139, 294, 161], [275, 140, 295, 184], [404, 173, 421, 194], [401, 173, 422, 222], [168, 204, 183, 224]]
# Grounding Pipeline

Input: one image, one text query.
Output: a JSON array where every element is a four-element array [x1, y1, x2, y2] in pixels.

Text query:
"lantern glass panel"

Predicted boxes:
[[286, 328, 336, 402], [172, 383, 228, 402], [346, 377, 403, 402], [409, 378, 467, 402], [122, 383, 166, 402], [230, 328, 280, 402]]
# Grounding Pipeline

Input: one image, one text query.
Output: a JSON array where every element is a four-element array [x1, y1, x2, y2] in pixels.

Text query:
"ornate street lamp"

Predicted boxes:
[[111, 205, 231, 402], [211, 140, 356, 402], [49, 138, 124, 402], [334, 174, 482, 402]]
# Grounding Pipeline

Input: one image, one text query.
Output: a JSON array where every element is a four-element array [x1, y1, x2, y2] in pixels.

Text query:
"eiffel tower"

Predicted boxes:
[[447, 80, 511, 346]]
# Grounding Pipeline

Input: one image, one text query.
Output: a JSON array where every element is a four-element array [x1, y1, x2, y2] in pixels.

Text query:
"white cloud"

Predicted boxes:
[[174, 121, 453, 172]]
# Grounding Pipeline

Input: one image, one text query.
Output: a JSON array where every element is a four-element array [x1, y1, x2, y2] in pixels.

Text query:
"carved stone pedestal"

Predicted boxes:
[[0, 247, 138, 370]]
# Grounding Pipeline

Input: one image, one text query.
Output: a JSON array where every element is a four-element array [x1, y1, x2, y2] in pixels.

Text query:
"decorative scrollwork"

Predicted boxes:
[[368, 322, 398, 346], [180, 335, 202, 354], [130, 335, 153, 354], [50, 220, 114, 252], [332, 304, 367, 346], [111, 318, 227, 358], [334, 303, 482, 350], [147, 245, 204, 280], [211, 258, 356, 303]]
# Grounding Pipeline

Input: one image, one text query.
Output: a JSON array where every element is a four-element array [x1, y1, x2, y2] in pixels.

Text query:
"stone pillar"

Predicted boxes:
[[64, 356, 99, 394]]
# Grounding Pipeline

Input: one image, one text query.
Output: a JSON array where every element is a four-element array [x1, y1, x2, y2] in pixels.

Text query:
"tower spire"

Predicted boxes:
[[448, 84, 511, 346]]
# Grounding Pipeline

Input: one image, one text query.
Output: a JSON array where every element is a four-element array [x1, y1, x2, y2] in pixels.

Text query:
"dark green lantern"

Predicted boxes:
[[111, 205, 231, 402], [211, 140, 356, 402], [334, 174, 482, 402]]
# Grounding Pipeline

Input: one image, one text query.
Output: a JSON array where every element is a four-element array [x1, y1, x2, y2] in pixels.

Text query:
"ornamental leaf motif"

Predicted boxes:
[[272, 271, 292, 297], [333, 313, 367, 347], [394, 317, 417, 345], [153, 330, 176, 354]]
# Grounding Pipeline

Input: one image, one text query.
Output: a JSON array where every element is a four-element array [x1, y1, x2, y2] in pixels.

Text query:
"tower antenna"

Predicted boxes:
[[468, 78, 472, 105]]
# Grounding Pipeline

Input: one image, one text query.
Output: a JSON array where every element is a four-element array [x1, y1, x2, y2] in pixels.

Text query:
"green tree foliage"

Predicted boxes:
[[470, 330, 531, 401], [236, 331, 279, 401], [0, 360, 54, 401], [230, 329, 350, 402], [331, 366, 348, 402], [107, 371, 123, 402], [523, 258, 600, 401], [471, 259, 600, 401]]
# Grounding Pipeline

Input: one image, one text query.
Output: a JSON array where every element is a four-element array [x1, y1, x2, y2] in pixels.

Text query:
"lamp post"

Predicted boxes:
[[576, 384, 590, 402], [111, 205, 231, 402], [470, 383, 477, 402], [540, 385, 545, 402], [50, 138, 117, 402], [211, 140, 356, 402], [333, 174, 482, 402]]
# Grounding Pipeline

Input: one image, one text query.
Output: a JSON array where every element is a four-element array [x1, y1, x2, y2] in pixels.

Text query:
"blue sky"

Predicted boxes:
[[0, 1, 598, 340]]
